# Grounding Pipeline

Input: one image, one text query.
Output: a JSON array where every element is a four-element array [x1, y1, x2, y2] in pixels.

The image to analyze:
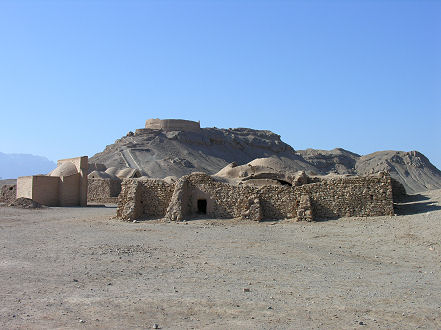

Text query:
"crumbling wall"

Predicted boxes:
[[117, 178, 174, 221], [165, 176, 190, 221], [0, 184, 16, 204], [117, 179, 142, 221], [139, 179, 175, 217], [116, 172, 394, 221], [391, 178, 407, 201], [298, 173, 394, 218], [186, 173, 257, 219], [296, 195, 313, 221], [145, 118, 200, 132], [256, 185, 298, 219], [255, 174, 394, 219], [241, 196, 263, 221], [88, 178, 121, 203]]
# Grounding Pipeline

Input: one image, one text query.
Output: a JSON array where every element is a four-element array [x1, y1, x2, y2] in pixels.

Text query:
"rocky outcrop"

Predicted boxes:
[[90, 126, 305, 180], [355, 151, 441, 193]]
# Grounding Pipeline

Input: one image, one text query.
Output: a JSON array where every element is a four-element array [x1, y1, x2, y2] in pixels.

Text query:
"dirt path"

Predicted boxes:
[[0, 191, 440, 329]]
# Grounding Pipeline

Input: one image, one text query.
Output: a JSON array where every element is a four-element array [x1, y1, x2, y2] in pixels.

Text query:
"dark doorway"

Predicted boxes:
[[197, 199, 207, 214]]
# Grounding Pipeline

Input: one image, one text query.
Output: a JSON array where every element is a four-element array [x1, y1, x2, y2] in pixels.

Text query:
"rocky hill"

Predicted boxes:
[[90, 126, 441, 193], [355, 151, 441, 193], [90, 127, 316, 177]]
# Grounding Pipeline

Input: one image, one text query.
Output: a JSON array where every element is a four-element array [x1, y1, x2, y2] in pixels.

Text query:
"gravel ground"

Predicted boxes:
[[0, 191, 440, 329]]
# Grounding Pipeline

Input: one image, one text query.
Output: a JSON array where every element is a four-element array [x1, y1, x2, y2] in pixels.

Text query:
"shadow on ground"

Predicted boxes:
[[394, 193, 441, 215]]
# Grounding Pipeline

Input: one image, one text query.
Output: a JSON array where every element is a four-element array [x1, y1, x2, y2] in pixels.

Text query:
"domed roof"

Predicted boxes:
[[163, 176, 177, 184], [49, 162, 78, 177], [88, 170, 119, 180], [105, 167, 141, 179], [117, 168, 141, 179], [105, 167, 119, 176]]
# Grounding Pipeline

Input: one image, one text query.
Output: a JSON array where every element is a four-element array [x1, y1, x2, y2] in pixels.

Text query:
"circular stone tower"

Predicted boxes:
[[145, 118, 201, 132]]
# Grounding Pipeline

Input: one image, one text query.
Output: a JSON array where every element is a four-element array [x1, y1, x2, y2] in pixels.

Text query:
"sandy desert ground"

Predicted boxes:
[[1, 191, 440, 329]]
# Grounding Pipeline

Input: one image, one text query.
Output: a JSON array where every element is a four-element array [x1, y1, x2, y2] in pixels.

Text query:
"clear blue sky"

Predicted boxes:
[[1, 0, 440, 169]]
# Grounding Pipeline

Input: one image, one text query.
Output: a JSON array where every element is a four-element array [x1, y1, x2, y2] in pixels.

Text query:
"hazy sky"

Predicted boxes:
[[1, 0, 440, 169]]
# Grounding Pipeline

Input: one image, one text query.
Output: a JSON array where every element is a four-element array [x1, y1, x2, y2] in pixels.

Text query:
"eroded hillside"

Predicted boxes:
[[90, 126, 441, 193]]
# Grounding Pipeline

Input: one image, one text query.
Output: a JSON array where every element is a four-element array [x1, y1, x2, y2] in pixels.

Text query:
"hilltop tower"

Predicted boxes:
[[144, 118, 200, 132]]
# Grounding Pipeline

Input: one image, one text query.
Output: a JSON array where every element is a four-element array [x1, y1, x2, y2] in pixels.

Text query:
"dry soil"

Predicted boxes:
[[1, 191, 440, 329]]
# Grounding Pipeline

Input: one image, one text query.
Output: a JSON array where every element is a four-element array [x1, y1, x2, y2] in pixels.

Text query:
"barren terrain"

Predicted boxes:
[[89, 125, 441, 193], [1, 191, 440, 329]]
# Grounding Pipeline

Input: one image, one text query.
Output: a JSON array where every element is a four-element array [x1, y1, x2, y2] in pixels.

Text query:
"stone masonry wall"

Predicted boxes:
[[139, 179, 175, 217], [185, 173, 257, 219], [117, 178, 175, 221], [0, 184, 16, 204], [165, 176, 190, 222], [88, 178, 121, 203], [117, 179, 142, 221], [297, 173, 394, 218], [184, 172, 393, 220], [116, 172, 394, 221]]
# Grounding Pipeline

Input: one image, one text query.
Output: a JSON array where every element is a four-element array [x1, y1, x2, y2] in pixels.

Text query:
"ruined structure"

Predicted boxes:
[[0, 184, 16, 204], [90, 118, 441, 193], [117, 171, 395, 222], [87, 165, 141, 203], [16, 156, 88, 206], [132, 118, 201, 136], [87, 177, 122, 203], [144, 118, 200, 132]]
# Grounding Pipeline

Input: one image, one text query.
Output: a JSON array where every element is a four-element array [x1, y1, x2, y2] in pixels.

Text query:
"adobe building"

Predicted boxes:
[[16, 156, 88, 206], [116, 171, 396, 222]]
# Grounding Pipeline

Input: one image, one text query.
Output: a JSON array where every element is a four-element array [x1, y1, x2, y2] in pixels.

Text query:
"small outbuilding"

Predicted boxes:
[[16, 156, 88, 206]]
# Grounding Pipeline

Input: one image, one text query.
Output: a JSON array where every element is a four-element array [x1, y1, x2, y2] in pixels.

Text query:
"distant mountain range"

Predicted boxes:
[[90, 126, 441, 193], [0, 152, 56, 179]]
